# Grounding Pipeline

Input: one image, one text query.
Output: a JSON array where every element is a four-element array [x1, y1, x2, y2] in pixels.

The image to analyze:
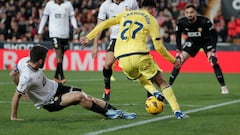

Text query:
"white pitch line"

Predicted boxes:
[[84, 99, 240, 135]]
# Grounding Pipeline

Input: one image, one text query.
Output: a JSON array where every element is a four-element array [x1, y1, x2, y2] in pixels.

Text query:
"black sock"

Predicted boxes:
[[213, 64, 225, 86], [103, 67, 112, 89], [147, 92, 152, 98], [105, 103, 117, 110], [169, 67, 180, 85], [57, 62, 65, 80], [89, 102, 108, 116], [54, 64, 60, 79]]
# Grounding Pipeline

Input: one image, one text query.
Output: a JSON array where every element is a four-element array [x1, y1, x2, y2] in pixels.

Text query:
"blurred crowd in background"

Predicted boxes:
[[0, 0, 239, 45]]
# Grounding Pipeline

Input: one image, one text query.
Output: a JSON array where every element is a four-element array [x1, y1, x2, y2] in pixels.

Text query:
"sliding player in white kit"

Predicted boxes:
[[38, 0, 80, 83], [10, 45, 136, 121], [90, 0, 139, 101]]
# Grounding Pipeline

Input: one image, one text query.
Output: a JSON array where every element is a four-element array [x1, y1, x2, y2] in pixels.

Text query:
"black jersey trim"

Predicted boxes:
[[116, 52, 149, 59]]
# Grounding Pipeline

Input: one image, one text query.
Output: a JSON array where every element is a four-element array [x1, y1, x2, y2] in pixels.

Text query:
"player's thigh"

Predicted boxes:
[[105, 51, 115, 67], [61, 91, 84, 106], [182, 41, 200, 57], [138, 55, 160, 80], [52, 38, 69, 51], [118, 56, 141, 80], [181, 51, 191, 62]]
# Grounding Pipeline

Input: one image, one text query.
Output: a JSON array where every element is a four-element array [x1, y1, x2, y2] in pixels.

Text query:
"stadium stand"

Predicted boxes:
[[0, 0, 239, 46]]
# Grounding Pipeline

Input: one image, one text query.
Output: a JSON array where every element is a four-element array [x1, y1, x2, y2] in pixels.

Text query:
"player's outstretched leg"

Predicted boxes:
[[212, 64, 229, 94], [162, 86, 188, 119], [169, 67, 180, 86], [102, 67, 112, 101], [87, 98, 136, 119]]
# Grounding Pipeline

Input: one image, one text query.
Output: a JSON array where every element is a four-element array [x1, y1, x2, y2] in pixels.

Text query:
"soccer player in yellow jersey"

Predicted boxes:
[[80, 0, 187, 119]]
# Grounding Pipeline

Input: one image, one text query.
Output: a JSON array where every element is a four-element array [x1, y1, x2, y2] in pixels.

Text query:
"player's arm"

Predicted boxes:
[[11, 91, 23, 121], [80, 14, 122, 45], [37, 2, 50, 40], [175, 24, 182, 51], [205, 19, 218, 65], [37, 14, 48, 40], [69, 2, 80, 34], [206, 20, 217, 51], [150, 19, 175, 63], [92, 19, 103, 58], [70, 15, 80, 33], [11, 74, 30, 121], [150, 19, 181, 68], [9, 65, 19, 85], [175, 22, 184, 61]]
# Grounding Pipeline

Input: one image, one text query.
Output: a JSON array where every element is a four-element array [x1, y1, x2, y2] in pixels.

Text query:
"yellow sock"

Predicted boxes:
[[138, 76, 156, 94], [162, 86, 180, 112]]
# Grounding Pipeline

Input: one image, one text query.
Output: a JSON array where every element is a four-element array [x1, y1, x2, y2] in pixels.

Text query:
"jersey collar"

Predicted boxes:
[[112, 0, 124, 5], [27, 64, 38, 72]]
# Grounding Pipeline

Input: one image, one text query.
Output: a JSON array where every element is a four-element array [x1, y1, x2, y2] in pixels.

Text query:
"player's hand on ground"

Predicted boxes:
[[79, 37, 90, 46], [11, 116, 24, 121], [11, 118, 24, 121]]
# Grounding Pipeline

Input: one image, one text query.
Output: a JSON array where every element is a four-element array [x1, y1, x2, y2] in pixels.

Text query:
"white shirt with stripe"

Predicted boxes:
[[16, 57, 58, 108], [38, 0, 76, 39]]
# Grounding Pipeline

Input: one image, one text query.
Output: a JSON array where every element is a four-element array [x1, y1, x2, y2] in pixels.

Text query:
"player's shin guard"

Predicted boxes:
[[213, 64, 225, 86], [103, 67, 112, 89], [169, 68, 180, 85], [162, 86, 180, 112]]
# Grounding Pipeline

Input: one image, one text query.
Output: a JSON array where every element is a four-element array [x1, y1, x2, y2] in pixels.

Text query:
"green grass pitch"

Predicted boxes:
[[0, 70, 240, 135]]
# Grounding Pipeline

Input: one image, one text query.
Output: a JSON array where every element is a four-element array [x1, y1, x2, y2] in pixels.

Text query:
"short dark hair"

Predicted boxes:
[[185, 4, 197, 10], [142, 0, 156, 8], [30, 45, 48, 63]]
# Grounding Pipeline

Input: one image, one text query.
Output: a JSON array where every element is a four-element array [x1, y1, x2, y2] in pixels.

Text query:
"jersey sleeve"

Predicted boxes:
[[206, 19, 217, 50], [87, 13, 122, 40], [16, 74, 31, 95], [43, 2, 51, 16], [150, 18, 175, 64], [68, 1, 75, 17], [175, 21, 182, 50], [131, 0, 139, 10], [98, 2, 108, 20]]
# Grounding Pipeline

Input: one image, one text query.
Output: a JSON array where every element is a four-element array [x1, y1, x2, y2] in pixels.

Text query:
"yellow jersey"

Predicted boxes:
[[86, 9, 175, 63]]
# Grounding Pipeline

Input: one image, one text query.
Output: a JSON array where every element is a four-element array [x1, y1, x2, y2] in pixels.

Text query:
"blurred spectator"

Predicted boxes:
[[235, 16, 240, 38], [214, 10, 227, 42], [0, 0, 235, 44], [227, 16, 237, 42]]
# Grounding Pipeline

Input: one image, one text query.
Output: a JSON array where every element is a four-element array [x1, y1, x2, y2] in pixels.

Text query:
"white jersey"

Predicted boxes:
[[38, 0, 75, 38], [98, 0, 139, 39], [16, 57, 58, 108]]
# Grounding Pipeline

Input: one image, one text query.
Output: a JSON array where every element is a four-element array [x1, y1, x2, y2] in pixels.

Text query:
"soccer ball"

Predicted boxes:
[[145, 96, 164, 115]]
